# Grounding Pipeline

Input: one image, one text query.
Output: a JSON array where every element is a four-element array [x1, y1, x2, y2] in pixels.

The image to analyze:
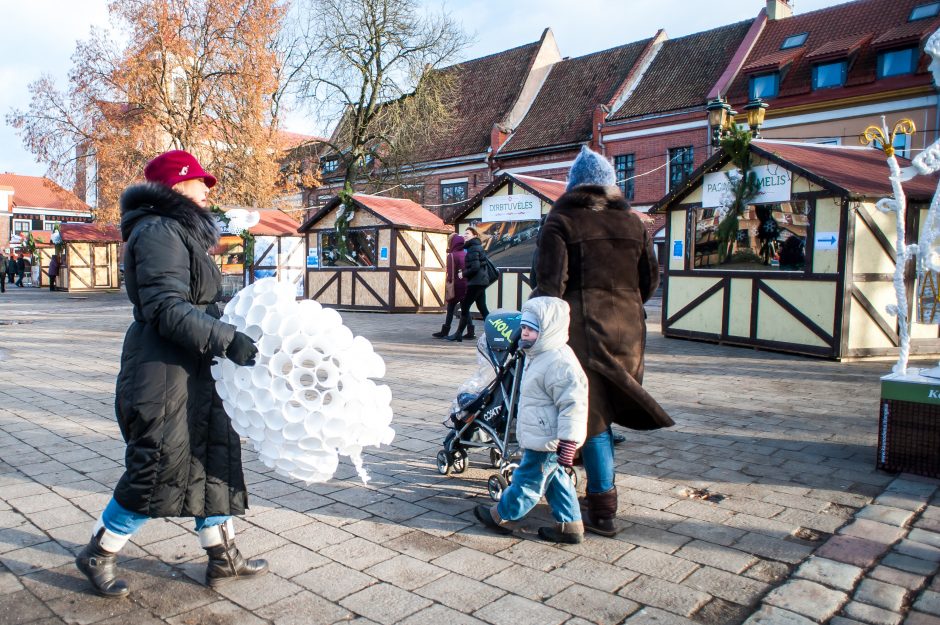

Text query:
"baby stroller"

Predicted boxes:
[[436, 310, 580, 501]]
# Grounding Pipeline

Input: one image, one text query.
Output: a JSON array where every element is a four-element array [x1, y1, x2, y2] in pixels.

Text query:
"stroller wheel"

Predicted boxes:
[[436, 450, 453, 475], [453, 451, 468, 474], [565, 465, 586, 495], [487, 474, 509, 501], [489, 448, 502, 469]]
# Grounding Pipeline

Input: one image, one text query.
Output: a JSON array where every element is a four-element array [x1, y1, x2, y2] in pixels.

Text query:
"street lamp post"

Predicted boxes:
[[745, 98, 769, 138]]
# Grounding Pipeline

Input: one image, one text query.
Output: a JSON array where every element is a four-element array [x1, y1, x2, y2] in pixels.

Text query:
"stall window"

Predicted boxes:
[[12, 219, 31, 236], [319, 228, 378, 267], [614, 154, 635, 200], [668, 147, 694, 192], [692, 200, 810, 271], [441, 182, 468, 204], [877, 47, 918, 78], [749, 72, 779, 99], [812, 61, 847, 90]]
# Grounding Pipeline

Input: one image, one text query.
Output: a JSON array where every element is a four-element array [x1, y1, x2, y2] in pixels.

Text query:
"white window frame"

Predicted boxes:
[[43, 220, 61, 231], [12, 219, 31, 235]]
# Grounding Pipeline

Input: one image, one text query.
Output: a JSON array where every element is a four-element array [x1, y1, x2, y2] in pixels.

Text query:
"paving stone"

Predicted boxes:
[[829, 617, 867, 625], [668, 518, 746, 547], [869, 565, 927, 591], [549, 554, 638, 592], [914, 591, 940, 616], [253, 590, 354, 625], [742, 605, 817, 625], [617, 523, 691, 554], [484, 564, 573, 602], [855, 578, 909, 612], [213, 571, 303, 610], [0, 589, 55, 625], [0, 540, 75, 576], [763, 578, 848, 621], [292, 562, 376, 601], [673, 540, 757, 574], [472, 594, 569, 625], [794, 556, 864, 591], [857, 505, 917, 528], [431, 547, 512, 581], [340, 582, 432, 625], [694, 597, 753, 624], [621, 606, 698, 624], [166, 600, 267, 625], [840, 519, 907, 545], [616, 546, 699, 584], [385, 531, 460, 561], [744, 560, 791, 584], [909, 529, 940, 550], [495, 539, 576, 572], [45, 590, 138, 625], [125, 573, 217, 618], [684, 566, 769, 606], [816, 534, 893, 568], [364, 551, 449, 591], [545, 583, 639, 625], [319, 536, 398, 571], [257, 541, 330, 579], [414, 572, 505, 612], [895, 539, 940, 563], [904, 612, 940, 624], [400, 604, 488, 625], [885, 478, 938, 498], [882, 553, 938, 576], [842, 600, 903, 625], [618, 574, 711, 617], [874, 491, 930, 512]]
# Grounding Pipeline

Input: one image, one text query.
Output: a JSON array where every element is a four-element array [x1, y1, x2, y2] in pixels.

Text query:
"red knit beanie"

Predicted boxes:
[[144, 150, 217, 189]]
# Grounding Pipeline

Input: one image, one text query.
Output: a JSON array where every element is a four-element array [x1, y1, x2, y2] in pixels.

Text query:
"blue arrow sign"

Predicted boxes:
[[815, 232, 838, 250]]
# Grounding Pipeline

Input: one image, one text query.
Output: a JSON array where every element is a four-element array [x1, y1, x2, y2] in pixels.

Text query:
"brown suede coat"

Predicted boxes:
[[533, 184, 673, 436]]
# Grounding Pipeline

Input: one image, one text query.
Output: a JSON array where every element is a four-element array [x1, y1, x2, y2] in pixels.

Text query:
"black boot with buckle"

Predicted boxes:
[[203, 521, 269, 588], [75, 528, 130, 598]]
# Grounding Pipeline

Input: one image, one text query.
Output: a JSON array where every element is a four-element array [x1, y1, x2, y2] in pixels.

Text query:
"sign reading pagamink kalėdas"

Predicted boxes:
[[482, 194, 540, 222]]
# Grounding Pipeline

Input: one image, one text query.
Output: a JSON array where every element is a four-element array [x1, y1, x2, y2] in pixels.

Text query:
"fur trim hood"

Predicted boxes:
[[552, 184, 629, 214], [119, 182, 220, 249]]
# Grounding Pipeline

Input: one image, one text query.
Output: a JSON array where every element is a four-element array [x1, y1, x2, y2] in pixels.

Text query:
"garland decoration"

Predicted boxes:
[[716, 125, 761, 263]]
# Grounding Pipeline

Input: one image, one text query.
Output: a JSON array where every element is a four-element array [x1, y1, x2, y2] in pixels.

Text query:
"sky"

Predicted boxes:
[[0, 0, 847, 178]]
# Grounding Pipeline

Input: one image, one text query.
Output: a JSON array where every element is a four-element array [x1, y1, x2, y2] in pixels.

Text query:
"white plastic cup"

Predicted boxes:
[[234, 367, 252, 388], [282, 333, 307, 355], [242, 324, 263, 341], [270, 351, 293, 377], [263, 410, 287, 430], [251, 366, 272, 389], [234, 294, 252, 317], [298, 436, 325, 451], [315, 361, 339, 388], [271, 377, 294, 402], [290, 368, 317, 390], [303, 411, 325, 435], [283, 421, 306, 441], [247, 425, 266, 442], [245, 305, 266, 326], [215, 384, 230, 402], [332, 325, 354, 351], [293, 347, 322, 370], [255, 291, 278, 309], [297, 299, 322, 317], [257, 334, 281, 357], [265, 426, 285, 446], [261, 311, 284, 335], [254, 390, 276, 413], [319, 307, 342, 329], [284, 401, 306, 423], [252, 278, 275, 294], [278, 314, 303, 337], [235, 391, 254, 412]]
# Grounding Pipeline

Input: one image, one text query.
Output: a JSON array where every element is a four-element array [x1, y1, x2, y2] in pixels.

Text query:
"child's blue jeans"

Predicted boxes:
[[496, 449, 581, 523], [101, 497, 230, 535], [581, 427, 615, 493]]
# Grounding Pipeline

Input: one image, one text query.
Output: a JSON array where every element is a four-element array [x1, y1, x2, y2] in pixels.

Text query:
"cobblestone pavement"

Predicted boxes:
[[2, 285, 940, 625]]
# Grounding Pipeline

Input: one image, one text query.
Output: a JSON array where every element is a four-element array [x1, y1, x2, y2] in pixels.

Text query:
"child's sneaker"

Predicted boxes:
[[537, 521, 584, 544], [474, 504, 514, 535]]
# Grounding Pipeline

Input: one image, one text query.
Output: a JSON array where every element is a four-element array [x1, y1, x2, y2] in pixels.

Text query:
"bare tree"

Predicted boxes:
[[8, 0, 290, 223], [291, 0, 468, 243]]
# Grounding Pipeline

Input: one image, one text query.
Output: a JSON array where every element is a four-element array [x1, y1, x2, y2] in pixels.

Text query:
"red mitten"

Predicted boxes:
[[556, 440, 577, 467]]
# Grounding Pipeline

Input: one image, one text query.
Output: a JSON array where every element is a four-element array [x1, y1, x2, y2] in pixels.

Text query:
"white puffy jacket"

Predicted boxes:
[[516, 296, 589, 452]]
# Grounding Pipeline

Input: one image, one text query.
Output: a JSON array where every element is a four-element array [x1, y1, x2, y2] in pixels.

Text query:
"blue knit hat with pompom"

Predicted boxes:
[[566, 145, 617, 191]]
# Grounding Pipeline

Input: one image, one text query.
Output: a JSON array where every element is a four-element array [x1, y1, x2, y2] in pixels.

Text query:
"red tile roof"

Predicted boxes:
[[501, 39, 652, 153], [741, 48, 805, 73], [804, 32, 873, 61], [873, 20, 938, 48], [611, 20, 754, 120], [751, 140, 938, 200], [27, 231, 54, 246], [352, 194, 446, 230], [512, 174, 567, 202], [727, 0, 940, 103], [411, 39, 545, 162], [59, 222, 121, 243], [0, 173, 90, 213], [276, 130, 325, 150]]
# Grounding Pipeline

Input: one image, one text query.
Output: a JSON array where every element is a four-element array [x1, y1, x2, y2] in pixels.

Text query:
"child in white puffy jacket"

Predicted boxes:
[[474, 296, 589, 543]]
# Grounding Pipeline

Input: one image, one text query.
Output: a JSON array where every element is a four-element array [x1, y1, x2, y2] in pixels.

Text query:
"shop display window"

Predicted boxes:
[[692, 199, 810, 271], [319, 228, 378, 267]]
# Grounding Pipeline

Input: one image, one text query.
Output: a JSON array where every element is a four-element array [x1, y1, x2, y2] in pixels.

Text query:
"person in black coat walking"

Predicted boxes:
[[446, 226, 493, 341], [5, 256, 15, 285], [15, 254, 26, 287], [0, 252, 5, 293], [75, 150, 266, 598]]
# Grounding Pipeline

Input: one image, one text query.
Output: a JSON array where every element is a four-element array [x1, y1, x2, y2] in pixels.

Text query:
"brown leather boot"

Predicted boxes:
[[201, 520, 268, 587], [584, 487, 618, 537], [538, 520, 584, 544]]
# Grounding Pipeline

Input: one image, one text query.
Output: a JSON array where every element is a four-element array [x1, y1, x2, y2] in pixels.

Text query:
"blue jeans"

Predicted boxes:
[[581, 428, 615, 494], [496, 450, 581, 523], [101, 497, 230, 536]]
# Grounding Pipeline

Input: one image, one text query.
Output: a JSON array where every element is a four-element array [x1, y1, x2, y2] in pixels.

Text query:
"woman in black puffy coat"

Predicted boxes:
[[446, 226, 493, 341], [75, 150, 267, 598]]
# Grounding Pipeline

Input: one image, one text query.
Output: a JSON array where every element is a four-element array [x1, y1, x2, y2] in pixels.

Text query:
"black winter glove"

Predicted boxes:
[[226, 331, 257, 366]]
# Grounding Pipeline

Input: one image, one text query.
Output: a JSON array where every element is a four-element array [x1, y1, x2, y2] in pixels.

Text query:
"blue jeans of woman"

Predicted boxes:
[[101, 497, 230, 536], [496, 449, 581, 523], [581, 427, 615, 493]]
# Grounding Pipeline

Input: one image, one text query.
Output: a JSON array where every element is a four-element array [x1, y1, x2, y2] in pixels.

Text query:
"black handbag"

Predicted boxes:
[[483, 257, 500, 286]]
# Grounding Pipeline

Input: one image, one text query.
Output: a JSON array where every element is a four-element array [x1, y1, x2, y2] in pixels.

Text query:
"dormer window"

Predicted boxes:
[[749, 72, 779, 99], [878, 47, 919, 78], [910, 2, 940, 21], [812, 60, 847, 89], [781, 33, 808, 50]]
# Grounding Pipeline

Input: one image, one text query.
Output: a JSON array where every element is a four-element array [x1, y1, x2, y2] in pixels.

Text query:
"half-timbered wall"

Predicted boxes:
[[251, 235, 305, 298], [61, 242, 120, 292]]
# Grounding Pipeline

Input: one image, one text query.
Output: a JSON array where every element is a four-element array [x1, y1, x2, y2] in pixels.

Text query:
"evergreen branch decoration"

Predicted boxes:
[[335, 182, 355, 257], [716, 125, 760, 263]]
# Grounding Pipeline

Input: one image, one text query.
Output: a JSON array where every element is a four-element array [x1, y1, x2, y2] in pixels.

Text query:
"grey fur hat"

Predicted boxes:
[[566, 145, 617, 191]]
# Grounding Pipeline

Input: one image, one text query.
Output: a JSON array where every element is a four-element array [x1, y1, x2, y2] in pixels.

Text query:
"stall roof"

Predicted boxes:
[[223, 208, 301, 237], [652, 140, 940, 212], [59, 222, 122, 243], [27, 230, 54, 246], [451, 172, 568, 224], [298, 194, 448, 233]]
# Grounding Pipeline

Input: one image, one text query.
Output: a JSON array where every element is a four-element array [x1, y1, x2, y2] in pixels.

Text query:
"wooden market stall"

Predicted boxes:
[[211, 208, 305, 299], [297, 194, 450, 312], [452, 173, 566, 312], [54, 223, 122, 292], [654, 139, 939, 360], [24, 230, 55, 287]]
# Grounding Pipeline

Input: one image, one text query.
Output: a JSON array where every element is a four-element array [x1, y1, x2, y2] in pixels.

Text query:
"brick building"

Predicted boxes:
[[0, 173, 93, 254]]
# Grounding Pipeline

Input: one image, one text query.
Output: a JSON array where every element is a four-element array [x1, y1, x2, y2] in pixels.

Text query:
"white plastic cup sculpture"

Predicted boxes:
[[211, 278, 395, 483]]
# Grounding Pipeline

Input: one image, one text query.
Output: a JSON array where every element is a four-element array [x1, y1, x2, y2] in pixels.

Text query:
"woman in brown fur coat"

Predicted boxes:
[[533, 146, 673, 536]]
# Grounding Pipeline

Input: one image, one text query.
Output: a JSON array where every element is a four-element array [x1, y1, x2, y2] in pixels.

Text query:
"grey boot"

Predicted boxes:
[[538, 520, 585, 544], [75, 528, 130, 598]]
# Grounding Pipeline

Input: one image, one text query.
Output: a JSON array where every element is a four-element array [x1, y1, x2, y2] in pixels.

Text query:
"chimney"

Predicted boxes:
[[589, 105, 609, 155], [767, 0, 792, 20], [489, 123, 510, 166]]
